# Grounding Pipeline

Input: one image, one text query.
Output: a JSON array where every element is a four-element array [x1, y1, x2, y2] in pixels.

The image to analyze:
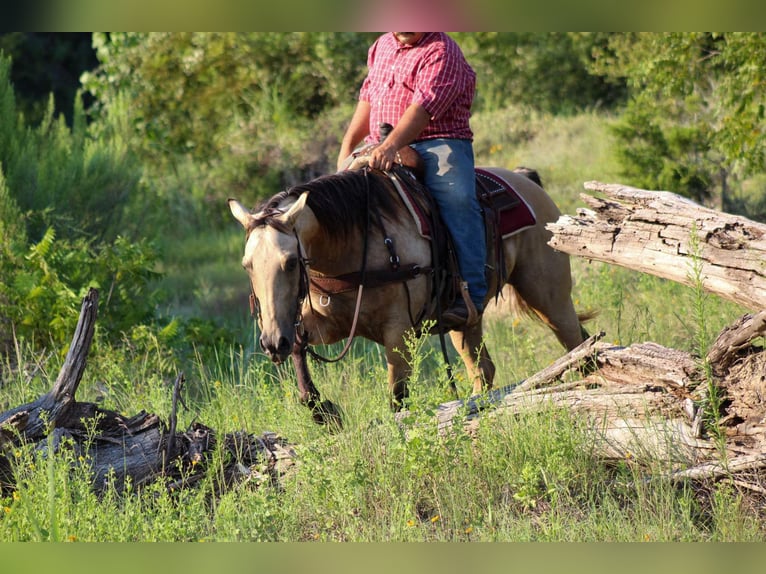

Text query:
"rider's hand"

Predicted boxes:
[[368, 143, 398, 171]]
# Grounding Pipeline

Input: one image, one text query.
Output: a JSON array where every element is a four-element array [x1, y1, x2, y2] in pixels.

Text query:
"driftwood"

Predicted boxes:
[[546, 181, 766, 311], [0, 288, 295, 495]]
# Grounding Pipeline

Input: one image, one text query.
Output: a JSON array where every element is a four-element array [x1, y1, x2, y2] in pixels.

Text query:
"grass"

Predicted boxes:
[[2, 349, 760, 541], [1, 107, 764, 542]]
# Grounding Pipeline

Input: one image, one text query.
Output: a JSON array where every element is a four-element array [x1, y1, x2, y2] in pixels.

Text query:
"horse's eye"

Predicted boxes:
[[285, 257, 298, 272]]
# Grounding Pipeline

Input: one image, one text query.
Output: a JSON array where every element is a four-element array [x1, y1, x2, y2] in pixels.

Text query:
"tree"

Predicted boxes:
[[589, 33, 766, 210], [0, 32, 97, 126], [82, 33, 375, 166], [454, 32, 626, 114]]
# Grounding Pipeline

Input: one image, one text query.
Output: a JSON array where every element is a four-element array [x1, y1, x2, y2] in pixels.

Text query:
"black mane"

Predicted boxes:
[[261, 170, 404, 241]]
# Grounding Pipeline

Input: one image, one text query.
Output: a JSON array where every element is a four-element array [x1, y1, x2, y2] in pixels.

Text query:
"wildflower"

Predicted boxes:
[[3, 506, 11, 514], [464, 526, 473, 534], [12, 491, 20, 502], [430, 515, 440, 523], [68, 535, 77, 542], [406, 519, 416, 527]]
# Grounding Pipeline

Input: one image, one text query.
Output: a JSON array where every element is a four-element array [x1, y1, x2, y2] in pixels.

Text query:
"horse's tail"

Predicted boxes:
[[487, 285, 597, 330], [512, 166, 543, 188], [486, 284, 536, 320]]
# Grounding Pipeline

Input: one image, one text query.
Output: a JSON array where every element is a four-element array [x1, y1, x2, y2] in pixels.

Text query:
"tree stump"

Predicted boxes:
[[0, 288, 295, 495]]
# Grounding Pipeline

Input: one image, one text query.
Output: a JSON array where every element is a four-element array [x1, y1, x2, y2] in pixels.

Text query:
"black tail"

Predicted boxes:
[[512, 166, 543, 188]]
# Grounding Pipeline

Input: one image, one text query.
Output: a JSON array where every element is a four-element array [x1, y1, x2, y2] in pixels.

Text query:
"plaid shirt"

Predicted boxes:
[[359, 32, 475, 143]]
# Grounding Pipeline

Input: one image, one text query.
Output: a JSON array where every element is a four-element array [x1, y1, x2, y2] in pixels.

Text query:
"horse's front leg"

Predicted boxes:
[[291, 332, 342, 427]]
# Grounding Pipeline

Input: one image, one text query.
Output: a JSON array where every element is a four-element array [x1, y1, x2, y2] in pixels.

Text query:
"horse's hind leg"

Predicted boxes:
[[449, 322, 496, 395], [384, 342, 411, 411], [510, 250, 586, 351]]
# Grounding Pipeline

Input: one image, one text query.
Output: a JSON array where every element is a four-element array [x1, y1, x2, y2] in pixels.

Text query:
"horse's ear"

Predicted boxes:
[[229, 199, 253, 229], [278, 192, 309, 229]]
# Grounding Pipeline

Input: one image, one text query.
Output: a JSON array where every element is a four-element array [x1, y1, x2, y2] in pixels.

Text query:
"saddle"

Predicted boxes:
[[339, 136, 537, 321], [384, 165, 537, 313]]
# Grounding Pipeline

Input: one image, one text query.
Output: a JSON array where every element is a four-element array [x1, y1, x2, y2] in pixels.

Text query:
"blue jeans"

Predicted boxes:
[[411, 138, 487, 311]]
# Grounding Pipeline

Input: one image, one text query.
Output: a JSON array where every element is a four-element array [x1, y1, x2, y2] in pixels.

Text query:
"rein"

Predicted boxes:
[[301, 168, 373, 364]]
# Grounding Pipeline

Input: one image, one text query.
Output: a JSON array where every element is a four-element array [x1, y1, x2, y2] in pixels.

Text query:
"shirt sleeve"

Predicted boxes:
[[411, 43, 464, 120], [358, 39, 379, 103]]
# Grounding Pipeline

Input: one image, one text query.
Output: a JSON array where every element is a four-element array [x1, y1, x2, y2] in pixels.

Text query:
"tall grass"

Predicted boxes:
[[1, 108, 762, 541]]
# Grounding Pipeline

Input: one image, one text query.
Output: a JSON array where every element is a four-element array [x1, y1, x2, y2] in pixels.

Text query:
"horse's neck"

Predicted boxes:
[[296, 208, 366, 275]]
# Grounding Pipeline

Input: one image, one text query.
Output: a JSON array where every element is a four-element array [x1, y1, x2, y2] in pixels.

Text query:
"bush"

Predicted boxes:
[[0, 52, 143, 244], [0, 51, 164, 352], [0, 226, 162, 351]]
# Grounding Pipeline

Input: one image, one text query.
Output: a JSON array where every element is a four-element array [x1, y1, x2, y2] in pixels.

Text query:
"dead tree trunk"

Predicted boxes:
[[0, 288, 294, 495], [546, 181, 766, 311], [397, 184, 766, 488]]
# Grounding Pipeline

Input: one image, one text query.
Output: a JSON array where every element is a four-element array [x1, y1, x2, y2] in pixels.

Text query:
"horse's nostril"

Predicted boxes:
[[277, 336, 291, 356]]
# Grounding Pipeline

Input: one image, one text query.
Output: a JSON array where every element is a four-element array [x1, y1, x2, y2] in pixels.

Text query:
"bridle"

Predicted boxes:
[[248, 169, 376, 364]]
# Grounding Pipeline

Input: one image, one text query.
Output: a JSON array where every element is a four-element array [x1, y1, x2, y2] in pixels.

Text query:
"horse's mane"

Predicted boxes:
[[256, 170, 403, 240]]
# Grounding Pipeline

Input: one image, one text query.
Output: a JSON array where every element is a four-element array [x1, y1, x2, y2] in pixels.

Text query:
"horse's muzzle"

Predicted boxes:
[[260, 333, 292, 363]]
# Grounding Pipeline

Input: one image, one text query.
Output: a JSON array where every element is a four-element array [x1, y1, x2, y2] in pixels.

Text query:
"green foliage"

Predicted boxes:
[[455, 32, 626, 114], [590, 33, 766, 207], [612, 100, 715, 202], [0, 225, 162, 350], [82, 33, 374, 165], [0, 50, 174, 354], [0, 52, 143, 243], [0, 33, 97, 127], [80, 33, 630, 210]]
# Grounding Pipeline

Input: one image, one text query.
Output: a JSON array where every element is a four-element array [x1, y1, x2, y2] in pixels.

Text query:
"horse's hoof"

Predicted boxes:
[[311, 399, 343, 430]]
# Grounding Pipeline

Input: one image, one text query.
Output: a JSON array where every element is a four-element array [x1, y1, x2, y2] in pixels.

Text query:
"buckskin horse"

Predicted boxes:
[[229, 164, 590, 425]]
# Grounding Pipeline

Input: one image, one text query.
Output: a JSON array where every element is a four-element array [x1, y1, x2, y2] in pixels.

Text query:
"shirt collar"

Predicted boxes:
[[392, 32, 432, 49]]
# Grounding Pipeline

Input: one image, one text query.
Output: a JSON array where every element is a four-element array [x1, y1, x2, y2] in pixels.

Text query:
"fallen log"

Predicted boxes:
[[409, 313, 765, 481], [545, 181, 766, 311], [0, 288, 295, 495], [460, 183, 766, 484]]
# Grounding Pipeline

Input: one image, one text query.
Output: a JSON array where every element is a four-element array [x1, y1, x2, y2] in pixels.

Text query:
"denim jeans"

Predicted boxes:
[[411, 138, 487, 311]]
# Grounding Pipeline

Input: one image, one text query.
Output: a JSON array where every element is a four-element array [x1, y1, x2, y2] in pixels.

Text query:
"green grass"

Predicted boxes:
[[1, 108, 763, 542], [2, 347, 761, 541], [1, 309, 762, 541]]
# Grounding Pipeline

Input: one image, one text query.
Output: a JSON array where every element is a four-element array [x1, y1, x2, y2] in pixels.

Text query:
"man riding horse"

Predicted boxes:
[[337, 32, 484, 330]]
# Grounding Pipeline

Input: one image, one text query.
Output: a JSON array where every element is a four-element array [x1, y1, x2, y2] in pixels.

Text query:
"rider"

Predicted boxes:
[[337, 32, 487, 329]]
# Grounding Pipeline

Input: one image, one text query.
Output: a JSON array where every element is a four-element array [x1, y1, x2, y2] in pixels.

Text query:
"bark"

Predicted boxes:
[[545, 181, 766, 311]]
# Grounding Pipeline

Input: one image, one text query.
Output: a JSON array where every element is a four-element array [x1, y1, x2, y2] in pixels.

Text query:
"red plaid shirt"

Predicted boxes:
[[359, 33, 475, 143]]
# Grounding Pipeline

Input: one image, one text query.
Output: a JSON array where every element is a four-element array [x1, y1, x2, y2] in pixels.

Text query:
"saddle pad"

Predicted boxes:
[[475, 168, 537, 238], [390, 168, 537, 240]]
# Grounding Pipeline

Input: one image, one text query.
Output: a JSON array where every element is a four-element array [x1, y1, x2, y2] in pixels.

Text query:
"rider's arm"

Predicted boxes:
[[367, 103, 430, 172], [337, 100, 372, 171]]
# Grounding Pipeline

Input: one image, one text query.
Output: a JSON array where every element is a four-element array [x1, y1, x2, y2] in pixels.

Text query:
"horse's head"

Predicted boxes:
[[229, 193, 309, 364]]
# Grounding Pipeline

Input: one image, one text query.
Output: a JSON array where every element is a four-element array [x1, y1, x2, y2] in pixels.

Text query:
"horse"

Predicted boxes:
[[228, 166, 590, 425]]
